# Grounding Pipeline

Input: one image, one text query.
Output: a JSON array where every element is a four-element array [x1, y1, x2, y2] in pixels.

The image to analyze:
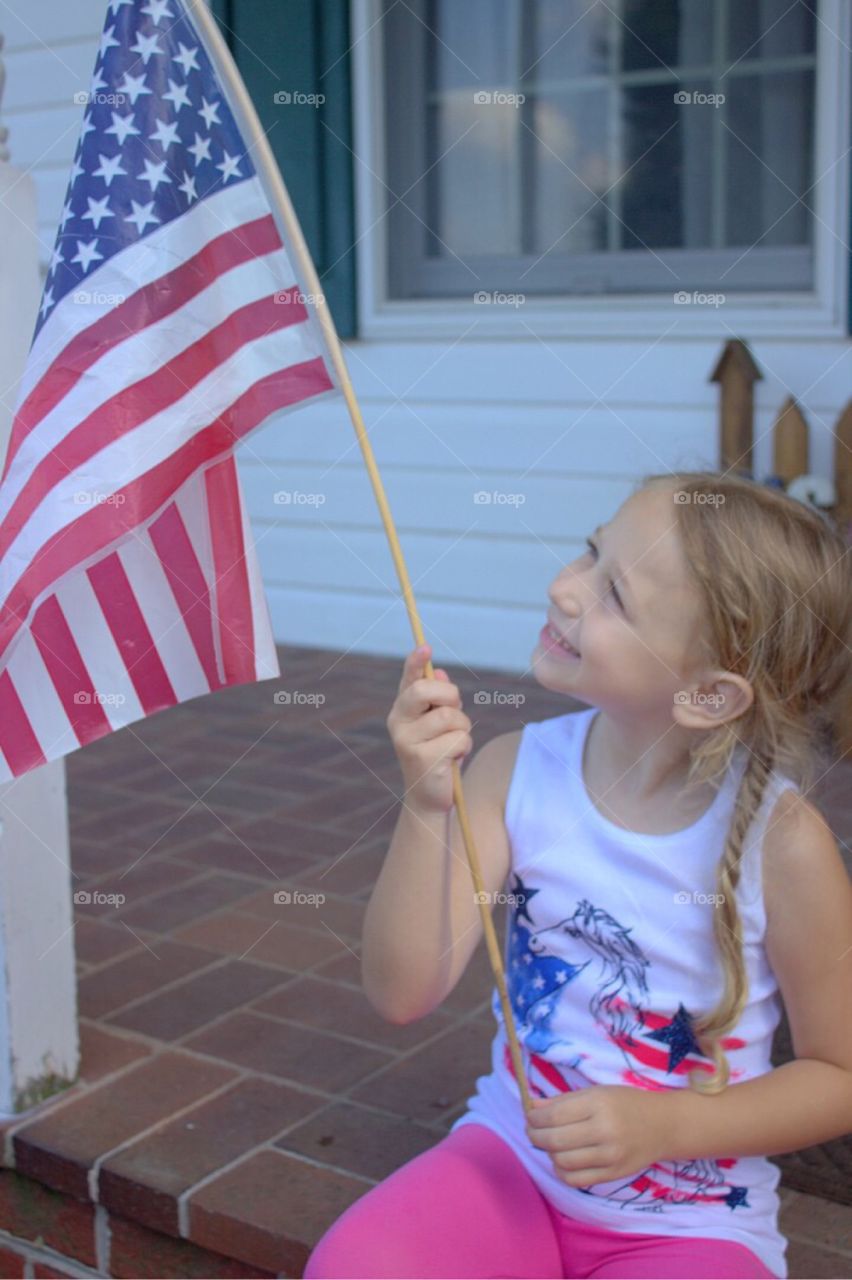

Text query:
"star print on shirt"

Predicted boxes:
[[646, 1002, 703, 1072], [509, 872, 540, 924]]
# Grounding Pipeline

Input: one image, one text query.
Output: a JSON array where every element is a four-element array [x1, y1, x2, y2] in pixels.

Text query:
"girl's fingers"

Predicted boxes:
[[398, 644, 432, 693]]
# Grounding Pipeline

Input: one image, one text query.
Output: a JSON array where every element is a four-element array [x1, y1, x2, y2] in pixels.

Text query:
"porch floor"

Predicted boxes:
[[2, 644, 851, 1278]]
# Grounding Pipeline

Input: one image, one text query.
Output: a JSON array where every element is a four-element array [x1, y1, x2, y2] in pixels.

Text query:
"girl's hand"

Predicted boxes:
[[525, 1086, 671, 1187], [386, 643, 474, 814]]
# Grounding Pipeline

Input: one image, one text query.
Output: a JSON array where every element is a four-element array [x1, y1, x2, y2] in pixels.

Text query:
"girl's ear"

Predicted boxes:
[[673, 672, 754, 729]]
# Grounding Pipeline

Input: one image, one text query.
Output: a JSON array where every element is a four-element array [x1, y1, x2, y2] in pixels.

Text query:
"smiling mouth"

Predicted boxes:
[[546, 623, 580, 657]]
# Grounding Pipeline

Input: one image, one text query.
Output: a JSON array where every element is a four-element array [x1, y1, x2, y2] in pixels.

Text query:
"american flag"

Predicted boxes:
[[0, 0, 341, 780]]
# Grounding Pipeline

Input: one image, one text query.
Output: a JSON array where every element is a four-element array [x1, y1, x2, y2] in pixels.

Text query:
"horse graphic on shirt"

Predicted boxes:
[[503, 877, 750, 1212]]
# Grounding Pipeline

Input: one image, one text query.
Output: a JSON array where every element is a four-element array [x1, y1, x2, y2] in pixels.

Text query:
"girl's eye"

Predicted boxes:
[[584, 537, 623, 610]]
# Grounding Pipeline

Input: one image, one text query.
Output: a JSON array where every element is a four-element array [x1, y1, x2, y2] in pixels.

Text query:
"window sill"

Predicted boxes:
[[358, 292, 849, 343]]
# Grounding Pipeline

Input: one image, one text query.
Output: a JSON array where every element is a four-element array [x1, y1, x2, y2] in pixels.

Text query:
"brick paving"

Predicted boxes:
[[1, 643, 850, 1278]]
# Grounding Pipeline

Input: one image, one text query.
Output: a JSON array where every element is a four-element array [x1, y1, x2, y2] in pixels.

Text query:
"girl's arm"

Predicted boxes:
[[361, 733, 516, 1023], [662, 789, 852, 1160]]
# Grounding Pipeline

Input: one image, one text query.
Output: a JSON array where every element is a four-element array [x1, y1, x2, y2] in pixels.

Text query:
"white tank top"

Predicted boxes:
[[451, 707, 796, 1279]]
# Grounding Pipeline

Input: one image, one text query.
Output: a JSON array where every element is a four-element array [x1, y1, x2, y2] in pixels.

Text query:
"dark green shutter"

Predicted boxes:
[[211, 0, 357, 338]]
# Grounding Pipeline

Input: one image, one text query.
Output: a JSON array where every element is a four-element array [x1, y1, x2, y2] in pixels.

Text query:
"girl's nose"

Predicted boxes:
[[548, 577, 583, 617]]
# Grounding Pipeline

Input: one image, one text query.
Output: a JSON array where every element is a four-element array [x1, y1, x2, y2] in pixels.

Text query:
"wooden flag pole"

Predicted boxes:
[[189, 0, 532, 1115]]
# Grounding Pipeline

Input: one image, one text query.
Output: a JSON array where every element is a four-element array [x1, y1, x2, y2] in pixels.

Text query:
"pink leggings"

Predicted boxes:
[[304, 1123, 780, 1279]]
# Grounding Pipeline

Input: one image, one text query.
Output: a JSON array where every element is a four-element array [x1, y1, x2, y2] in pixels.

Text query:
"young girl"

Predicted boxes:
[[305, 470, 852, 1280]]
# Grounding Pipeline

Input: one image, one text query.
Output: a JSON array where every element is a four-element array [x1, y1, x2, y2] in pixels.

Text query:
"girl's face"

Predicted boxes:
[[532, 486, 711, 719]]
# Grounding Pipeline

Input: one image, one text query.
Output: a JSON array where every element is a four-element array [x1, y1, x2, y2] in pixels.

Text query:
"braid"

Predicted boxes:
[[688, 749, 773, 1094]]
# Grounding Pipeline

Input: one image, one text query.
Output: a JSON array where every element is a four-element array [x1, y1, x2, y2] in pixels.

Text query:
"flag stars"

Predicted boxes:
[[138, 158, 171, 192], [39, 287, 55, 320], [177, 170, 198, 203], [187, 132, 212, 165], [90, 68, 108, 96], [125, 199, 161, 234], [70, 239, 104, 272], [216, 151, 242, 182], [198, 97, 221, 128], [92, 152, 127, 186], [173, 42, 200, 75], [163, 77, 192, 112], [105, 110, 139, 145], [116, 71, 151, 106], [149, 117, 180, 150], [99, 24, 120, 59], [81, 194, 114, 230], [129, 31, 163, 65], [48, 243, 65, 274], [141, 0, 174, 24], [58, 199, 74, 232], [80, 112, 96, 142], [69, 156, 86, 185]]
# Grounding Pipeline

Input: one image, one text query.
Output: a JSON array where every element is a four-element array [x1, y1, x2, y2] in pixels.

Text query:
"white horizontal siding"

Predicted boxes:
[[3, 3, 103, 256], [237, 335, 850, 670]]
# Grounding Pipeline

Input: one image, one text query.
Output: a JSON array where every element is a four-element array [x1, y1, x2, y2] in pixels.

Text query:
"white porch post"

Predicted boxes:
[[0, 36, 79, 1116]]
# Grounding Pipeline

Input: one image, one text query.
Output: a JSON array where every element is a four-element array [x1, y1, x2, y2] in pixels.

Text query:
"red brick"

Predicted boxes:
[[72, 918, 139, 967], [295, 842, 387, 897], [183, 1011, 391, 1090], [276, 1100, 438, 1181], [117, 873, 259, 933], [188, 1149, 367, 1274], [108, 1212, 275, 1278], [173, 913, 347, 970], [235, 889, 365, 940], [0, 1245, 27, 1276], [106, 959, 283, 1040], [349, 1023, 493, 1123], [0, 1169, 96, 1265], [99, 1078, 318, 1235], [33, 1264, 79, 1278], [76, 938, 214, 1019], [77, 862, 201, 921], [254, 975, 453, 1051], [77, 1021, 152, 1083], [169, 841, 314, 881], [216, 813, 354, 861], [13, 1052, 237, 1200]]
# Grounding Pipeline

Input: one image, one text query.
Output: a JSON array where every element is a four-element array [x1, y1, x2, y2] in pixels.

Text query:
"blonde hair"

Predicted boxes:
[[639, 470, 852, 1094]]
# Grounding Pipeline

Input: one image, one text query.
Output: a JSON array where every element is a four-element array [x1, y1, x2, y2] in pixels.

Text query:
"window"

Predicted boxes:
[[382, 0, 817, 300]]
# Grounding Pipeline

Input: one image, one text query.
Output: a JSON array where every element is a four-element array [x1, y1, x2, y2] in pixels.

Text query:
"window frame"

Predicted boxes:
[[351, 0, 851, 340]]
